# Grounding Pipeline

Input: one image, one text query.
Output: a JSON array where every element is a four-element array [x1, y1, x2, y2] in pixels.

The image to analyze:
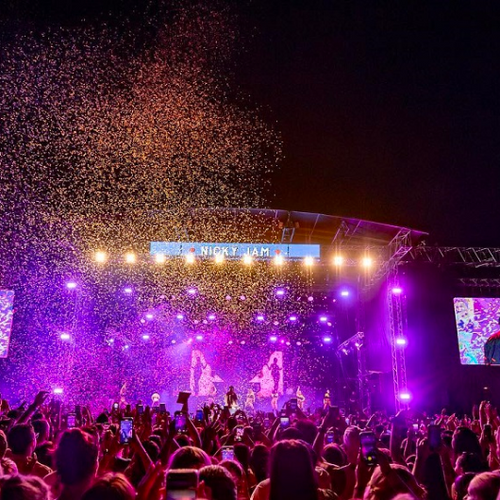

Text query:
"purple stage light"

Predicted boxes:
[[323, 336, 332, 343], [280, 339, 285, 344], [340, 290, 349, 297], [208, 314, 216, 321], [124, 287, 133, 294], [66, 281, 77, 290], [285, 341, 291, 346], [296, 341, 302, 346], [196, 335, 203, 341], [342, 348, 349, 355], [228, 340, 234, 345], [124, 345, 130, 350], [171, 339, 177, 344], [319, 316, 328, 323], [256, 314, 265, 322], [240, 340, 246, 345], [289, 315, 298, 322], [399, 391, 411, 401], [60, 333, 71, 341], [308, 296, 314, 302], [176, 313, 184, 320], [142, 334, 150, 340], [395, 337, 407, 346], [275, 288, 286, 297], [146, 313, 154, 320], [53, 388, 63, 395], [269, 335, 278, 342], [187, 287, 198, 296], [392, 287, 403, 295]]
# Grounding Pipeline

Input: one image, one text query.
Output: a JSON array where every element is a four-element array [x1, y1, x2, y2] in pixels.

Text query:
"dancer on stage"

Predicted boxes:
[[271, 391, 279, 413], [323, 389, 331, 410], [245, 388, 255, 413], [225, 386, 238, 411], [296, 386, 305, 410]]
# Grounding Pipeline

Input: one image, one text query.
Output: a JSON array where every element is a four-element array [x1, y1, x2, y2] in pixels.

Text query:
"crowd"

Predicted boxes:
[[0, 390, 500, 500]]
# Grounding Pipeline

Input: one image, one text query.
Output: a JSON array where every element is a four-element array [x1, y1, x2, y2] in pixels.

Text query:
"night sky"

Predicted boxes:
[[3, 0, 500, 246]]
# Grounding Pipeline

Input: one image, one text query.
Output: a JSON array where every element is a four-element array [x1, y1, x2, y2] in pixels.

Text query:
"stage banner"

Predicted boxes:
[[0, 290, 14, 358]]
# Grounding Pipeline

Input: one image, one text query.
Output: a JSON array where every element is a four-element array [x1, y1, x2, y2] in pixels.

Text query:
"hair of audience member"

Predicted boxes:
[[199, 465, 237, 500], [467, 472, 500, 500], [175, 434, 192, 448], [234, 443, 250, 471], [0, 430, 7, 458], [7, 424, 36, 456], [453, 473, 476, 500], [322, 443, 347, 466], [142, 440, 160, 462], [32, 420, 50, 444], [269, 439, 317, 500], [148, 435, 162, 449], [279, 427, 303, 441], [56, 428, 99, 486], [453, 427, 482, 457], [0, 474, 50, 500], [295, 420, 318, 445], [363, 464, 425, 500], [249, 444, 269, 484], [220, 459, 244, 482], [95, 413, 109, 425], [81, 473, 135, 500], [168, 446, 211, 470], [456, 452, 489, 474]]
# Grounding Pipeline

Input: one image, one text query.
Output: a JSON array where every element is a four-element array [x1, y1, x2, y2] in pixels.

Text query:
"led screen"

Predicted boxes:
[[0, 290, 14, 358]]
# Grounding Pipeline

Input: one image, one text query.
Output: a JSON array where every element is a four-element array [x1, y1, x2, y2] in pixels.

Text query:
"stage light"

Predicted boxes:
[[308, 296, 314, 302], [196, 335, 203, 341], [60, 333, 71, 341], [208, 314, 216, 321], [53, 388, 63, 395], [66, 281, 77, 290], [286, 341, 291, 346], [303, 256, 314, 267], [361, 256, 373, 269], [142, 334, 150, 340], [273, 254, 284, 266], [125, 252, 137, 264], [340, 290, 349, 297], [187, 287, 198, 296], [171, 339, 177, 344], [94, 251, 107, 263], [154, 253, 167, 264], [395, 337, 407, 346], [280, 339, 285, 344], [273, 321, 279, 326], [323, 336, 332, 343], [185, 253, 196, 264], [214, 253, 225, 264], [256, 315, 265, 322], [354, 342, 361, 349], [296, 341, 302, 346], [146, 313, 154, 320], [240, 340, 246, 345], [124, 287, 133, 294], [269, 335, 278, 342], [187, 338, 193, 344], [228, 340, 234, 345], [176, 313, 184, 320], [333, 255, 344, 266], [399, 391, 411, 401], [275, 288, 286, 297], [242, 254, 253, 265], [319, 315, 328, 323], [289, 315, 298, 322], [124, 345, 130, 350], [342, 348, 349, 355], [392, 287, 403, 295]]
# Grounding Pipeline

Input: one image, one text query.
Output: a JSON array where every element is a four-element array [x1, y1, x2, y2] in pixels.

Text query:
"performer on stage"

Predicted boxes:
[[271, 391, 279, 413], [323, 390, 331, 410], [225, 386, 238, 411], [484, 318, 500, 365], [268, 357, 282, 393], [296, 386, 305, 410], [245, 388, 255, 413]]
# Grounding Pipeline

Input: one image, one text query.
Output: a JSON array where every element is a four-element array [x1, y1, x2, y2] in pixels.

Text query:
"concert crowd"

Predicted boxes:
[[0, 389, 499, 500]]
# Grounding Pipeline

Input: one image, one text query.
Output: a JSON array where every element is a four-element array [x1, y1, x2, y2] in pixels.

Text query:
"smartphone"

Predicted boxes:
[[120, 418, 133, 445], [195, 409, 204, 423], [166, 469, 198, 500], [235, 427, 244, 441], [280, 416, 290, 429], [126, 404, 131, 414], [112, 402, 119, 411], [136, 404, 144, 415], [174, 412, 188, 433], [253, 421, 262, 434], [221, 446, 235, 461], [428, 424, 441, 451], [360, 431, 377, 466], [75, 405, 82, 418], [412, 423, 419, 432], [159, 403, 167, 414], [67, 414, 76, 428], [325, 430, 335, 444], [345, 417, 350, 426], [289, 398, 298, 411]]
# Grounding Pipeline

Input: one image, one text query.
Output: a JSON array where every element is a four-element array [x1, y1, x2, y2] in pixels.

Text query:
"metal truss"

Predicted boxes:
[[406, 246, 500, 267], [387, 273, 409, 412], [457, 278, 500, 288]]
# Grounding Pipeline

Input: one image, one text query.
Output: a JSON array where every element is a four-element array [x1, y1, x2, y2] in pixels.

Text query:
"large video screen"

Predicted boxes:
[[454, 297, 500, 365], [0, 290, 15, 358]]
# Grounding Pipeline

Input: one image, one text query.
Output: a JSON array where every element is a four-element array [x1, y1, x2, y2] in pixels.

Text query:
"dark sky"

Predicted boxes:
[[4, 0, 500, 246]]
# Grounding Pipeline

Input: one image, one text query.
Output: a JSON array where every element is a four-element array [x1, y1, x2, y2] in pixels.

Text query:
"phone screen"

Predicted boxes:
[[166, 470, 198, 500], [159, 403, 167, 414], [360, 431, 377, 465], [412, 423, 419, 432], [175, 412, 188, 433], [112, 402, 119, 411], [195, 409, 204, 422], [280, 416, 290, 429], [289, 398, 298, 411], [428, 425, 441, 450], [136, 404, 144, 415], [67, 414, 76, 428], [325, 431, 335, 444], [222, 446, 235, 461], [235, 427, 244, 441], [120, 418, 133, 444]]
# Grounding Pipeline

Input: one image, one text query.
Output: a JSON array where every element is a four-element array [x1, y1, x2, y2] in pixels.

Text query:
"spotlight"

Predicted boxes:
[[256, 315, 265, 322], [395, 337, 407, 346], [146, 313, 154, 320], [280, 339, 285, 344], [60, 333, 71, 341], [275, 288, 286, 297], [171, 339, 177, 344], [286, 341, 291, 346], [392, 287, 403, 295], [125, 252, 137, 264], [242, 254, 253, 265], [342, 348, 349, 355], [240, 340, 246, 345], [333, 255, 344, 266], [124, 345, 130, 350], [66, 281, 77, 290], [399, 391, 411, 401], [303, 256, 314, 267], [185, 253, 196, 264], [176, 313, 184, 320], [289, 315, 298, 322], [269, 335, 278, 342], [296, 341, 302, 346], [124, 287, 133, 294], [208, 314, 216, 321], [187, 288, 198, 296], [214, 253, 225, 264], [340, 290, 349, 297], [53, 388, 64, 395], [195, 335, 203, 341], [307, 296, 314, 302], [273, 254, 284, 266], [323, 336, 332, 343], [154, 253, 167, 264], [319, 315, 328, 323], [94, 251, 107, 263], [142, 334, 150, 340], [228, 340, 234, 345], [361, 256, 373, 269]]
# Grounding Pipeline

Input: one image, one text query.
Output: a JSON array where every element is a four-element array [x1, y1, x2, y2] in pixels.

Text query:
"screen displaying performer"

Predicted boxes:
[[454, 297, 500, 365], [190, 350, 223, 396], [0, 290, 14, 359], [250, 351, 284, 397]]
